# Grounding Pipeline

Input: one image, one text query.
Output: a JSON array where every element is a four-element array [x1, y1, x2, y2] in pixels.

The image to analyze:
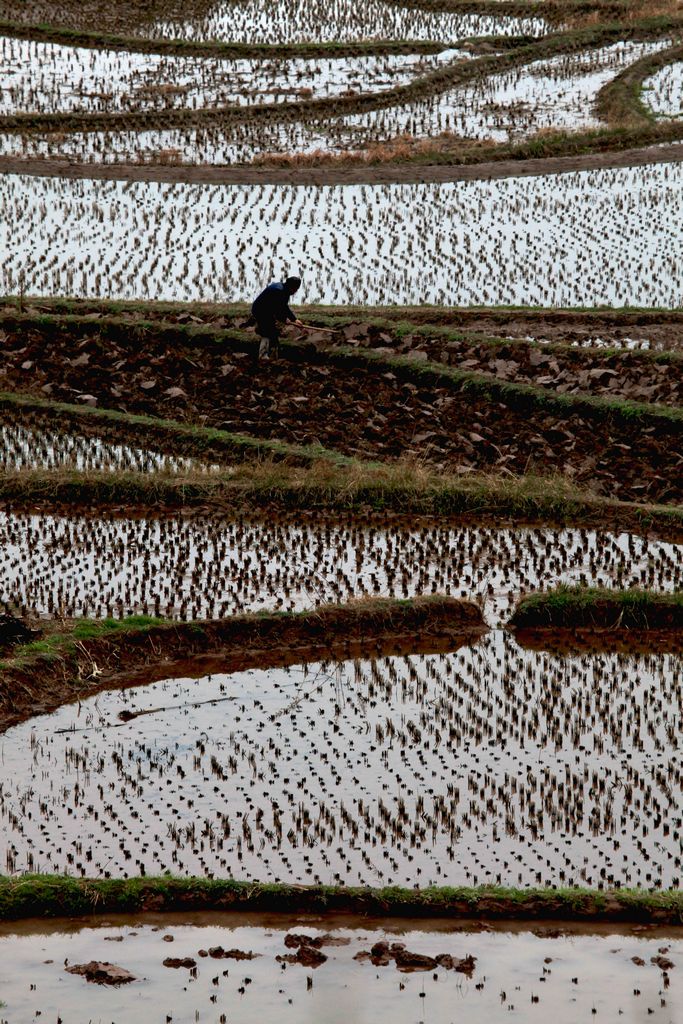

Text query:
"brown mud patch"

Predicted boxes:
[[2, 317, 683, 504], [0, 596, 484, 735]]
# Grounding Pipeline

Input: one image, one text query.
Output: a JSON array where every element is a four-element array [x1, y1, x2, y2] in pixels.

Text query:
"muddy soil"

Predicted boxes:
[[2, 318, 683, 504], [335, 324, 683, 406]]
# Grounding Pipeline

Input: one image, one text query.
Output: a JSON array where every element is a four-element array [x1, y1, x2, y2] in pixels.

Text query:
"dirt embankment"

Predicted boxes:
[[2, 315, 683, 504], [509, 588, 683, 629], [0, 596, 483, 735], [1, 875, 681, 925], [2, 143, 683, 187]]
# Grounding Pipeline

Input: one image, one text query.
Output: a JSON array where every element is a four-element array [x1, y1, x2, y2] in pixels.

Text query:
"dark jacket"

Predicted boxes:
[[251, 282, 296, 324]]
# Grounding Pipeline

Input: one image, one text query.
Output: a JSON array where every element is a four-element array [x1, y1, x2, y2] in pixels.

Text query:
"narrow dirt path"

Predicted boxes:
[[2, 142, 683, 185]]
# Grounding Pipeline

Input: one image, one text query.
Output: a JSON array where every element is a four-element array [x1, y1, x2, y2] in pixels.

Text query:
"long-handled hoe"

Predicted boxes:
[[296, 323, 342, 337]]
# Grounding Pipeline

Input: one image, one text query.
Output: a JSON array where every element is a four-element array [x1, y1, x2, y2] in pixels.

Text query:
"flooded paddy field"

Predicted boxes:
[[309, 39, 675, 152], [1, 162, 682, 306], [142, 1, 548, 45], [0, 422, 219, 474], [0, 37, 667, 163], [0, 913, 678, 1024], [1, 513, 681, 622], [0, 0, 550, 44], [2, 0, 680, 178], [0, 36, 462, 116], [1, 632, 680, 888], [644, 60, 683, 119]]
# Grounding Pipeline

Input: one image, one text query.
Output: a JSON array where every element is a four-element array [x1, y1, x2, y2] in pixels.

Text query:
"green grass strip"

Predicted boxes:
[[1, 595, 478, 670], [2, 466, 683, 543], [510, 585, 683, 627], [0, 875, 680, 923], [294, 311, 683, 366], [296, 341, 683, 432], [6, 297, 683, 319], [596, 41, 683, 125]]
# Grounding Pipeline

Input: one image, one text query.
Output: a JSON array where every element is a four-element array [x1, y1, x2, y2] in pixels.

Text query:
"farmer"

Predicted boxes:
[[251, 276, 303, 361]]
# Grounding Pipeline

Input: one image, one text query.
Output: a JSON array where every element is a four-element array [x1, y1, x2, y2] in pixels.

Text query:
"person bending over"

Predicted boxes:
[[251, 276, 302, 361]]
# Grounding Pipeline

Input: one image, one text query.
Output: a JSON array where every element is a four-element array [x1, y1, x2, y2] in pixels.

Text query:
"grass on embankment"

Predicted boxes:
[[297, 341, 683, 432], [0, 875, 680, 924], [596, 41, 683, 125], [0, 596, 482, 733], [3, 465, 683, 542], [3, 389, 683, 539], [7, 296, 683, 322], [510, 585, 683, 628], [16, 303, 683, 371], [0, 387, 360, 468]]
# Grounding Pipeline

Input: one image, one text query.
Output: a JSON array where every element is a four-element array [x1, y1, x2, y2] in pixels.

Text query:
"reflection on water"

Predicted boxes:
[[1, 633, 680, 887]]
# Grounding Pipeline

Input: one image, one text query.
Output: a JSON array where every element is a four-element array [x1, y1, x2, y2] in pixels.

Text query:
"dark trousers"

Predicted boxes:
[[255, 319, 280, 360]]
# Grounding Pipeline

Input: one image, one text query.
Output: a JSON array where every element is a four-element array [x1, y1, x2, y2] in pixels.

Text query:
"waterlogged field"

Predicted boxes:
[[1, 513, 681, 622], [0, 423, 219, 474], [309, 39, 675, 150], [644, 60, 683, 118], [143, 2, 549, 44], [0, 916, 678, 1024], [1, 6, 682, 1020], [1, 634, 681, 887], [0, 0, 551, 43], [2, 0, 682, 174], [0, 36, 462, 115], [2, 162, 682, 305], [0, 39, 676, 165]]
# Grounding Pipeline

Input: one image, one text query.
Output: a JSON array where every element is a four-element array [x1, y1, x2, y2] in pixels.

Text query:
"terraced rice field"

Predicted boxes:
[[1, 37, 463, 115], [644, 60, 683, 117], [1, 4, 683, 1020], [4, 634, 681, 888], [0, 423, 219, 474], [1, 514, 681, 621], [2, 162, 682, 305]]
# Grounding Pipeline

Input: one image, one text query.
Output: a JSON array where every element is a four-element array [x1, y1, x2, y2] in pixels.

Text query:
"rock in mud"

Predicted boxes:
[[207, 946, 260, 960], [359, 941, 476, 974], [277, 945, 328, 968], [163, 957, 196, 969], [436, 953, 477, 976], [65, 961, 135, 985], [284, 933, 350, 949], [393, 948, 438, 972]]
